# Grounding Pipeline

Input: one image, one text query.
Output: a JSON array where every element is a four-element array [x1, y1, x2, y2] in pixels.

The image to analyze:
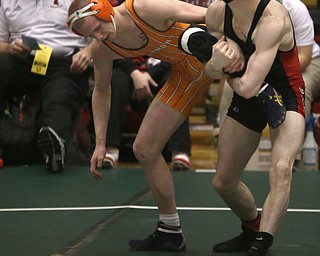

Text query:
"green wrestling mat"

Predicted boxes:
[[0, 165, 319, 256]]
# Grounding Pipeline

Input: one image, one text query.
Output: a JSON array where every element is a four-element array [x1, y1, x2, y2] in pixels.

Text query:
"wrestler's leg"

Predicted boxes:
[[212, 116, 262, 253], [244, 111, 305, 255], [129, 98, 187, 252], [261, 111, 305, 235], [213, 116, 261, 220], [133, 98, 185, 214]]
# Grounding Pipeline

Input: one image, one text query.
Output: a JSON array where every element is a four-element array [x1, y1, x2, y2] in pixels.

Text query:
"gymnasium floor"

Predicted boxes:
[[0, 165, 319, 256]]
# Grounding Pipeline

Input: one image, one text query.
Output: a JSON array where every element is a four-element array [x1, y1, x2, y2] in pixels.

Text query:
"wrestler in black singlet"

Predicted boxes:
[[225, 0, 305, 132]]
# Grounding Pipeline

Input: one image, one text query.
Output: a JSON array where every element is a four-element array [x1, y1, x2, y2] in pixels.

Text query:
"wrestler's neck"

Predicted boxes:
[[228, 0, 259, 24], [109, 9, 146, 47], [110, 7, 133, 38]]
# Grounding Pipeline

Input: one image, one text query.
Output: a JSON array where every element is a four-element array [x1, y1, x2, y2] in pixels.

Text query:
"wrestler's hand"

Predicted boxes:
[[208, 36, 236, 71], [178, 25, 244, 71], [223, 39, 245, 74], [90, 144, 106, 180], [178, 25, 245, 78], [257, 82, 286, 128]]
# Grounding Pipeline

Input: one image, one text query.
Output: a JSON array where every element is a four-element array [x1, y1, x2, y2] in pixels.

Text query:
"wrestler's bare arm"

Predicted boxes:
[[91, 40, 116, 147], [135, 0, 207, 25], [228, 15, 286, 98], [204, 1, 244, 79], [204, 1, 227, 78], [89, 40, 121, 176], [206, 0, 224, 38]]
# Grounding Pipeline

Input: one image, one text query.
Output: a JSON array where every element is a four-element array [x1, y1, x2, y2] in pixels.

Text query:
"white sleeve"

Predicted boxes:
[[0, 5, 9, 42], [286, 0, 315, 47]]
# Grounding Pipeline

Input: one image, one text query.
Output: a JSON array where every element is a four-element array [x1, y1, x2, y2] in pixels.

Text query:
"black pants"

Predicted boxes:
[[0, 54, 89, 143], [107, 67, 191, 156]]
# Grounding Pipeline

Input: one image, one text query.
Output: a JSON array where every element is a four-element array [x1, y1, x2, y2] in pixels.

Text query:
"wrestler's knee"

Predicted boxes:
[[270, 159, 292, 188], [132, 138, 146, 162], [133, 138, 159, 164], [212, 172, 238, 195]]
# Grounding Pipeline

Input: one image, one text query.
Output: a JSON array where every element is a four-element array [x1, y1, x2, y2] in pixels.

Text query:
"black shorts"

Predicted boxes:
[[227, 93, 267, 133], [227, 85, 304, 133]]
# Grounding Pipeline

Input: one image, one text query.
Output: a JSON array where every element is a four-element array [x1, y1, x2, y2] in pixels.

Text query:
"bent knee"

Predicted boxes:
[[133, 138, 161, 163], [212, 174, 238, 195], [271, 160, 292, 185], [132, 140, 147, 162]]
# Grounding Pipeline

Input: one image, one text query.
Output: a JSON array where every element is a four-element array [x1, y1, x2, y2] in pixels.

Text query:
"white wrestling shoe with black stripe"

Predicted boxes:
[[38, 126, 65, 173]]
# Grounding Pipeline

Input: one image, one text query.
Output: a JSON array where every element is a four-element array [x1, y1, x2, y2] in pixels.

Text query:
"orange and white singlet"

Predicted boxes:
[[104, 0, 212, 116]]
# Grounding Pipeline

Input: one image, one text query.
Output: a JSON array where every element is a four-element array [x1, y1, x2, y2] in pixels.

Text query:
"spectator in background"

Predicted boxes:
[[104, 56, 192, 171], [0, 0, 92, 172], [281, 0, 320, 117]]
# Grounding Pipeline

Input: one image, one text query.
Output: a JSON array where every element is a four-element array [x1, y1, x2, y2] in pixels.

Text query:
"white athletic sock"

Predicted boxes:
[[159, 213, 182, 233]]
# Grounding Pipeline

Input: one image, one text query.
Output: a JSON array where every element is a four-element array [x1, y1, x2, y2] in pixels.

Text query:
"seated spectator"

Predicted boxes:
[[0, 1, 92, 172], [103, 57, 192, 171], [281, 0, 320, 117]]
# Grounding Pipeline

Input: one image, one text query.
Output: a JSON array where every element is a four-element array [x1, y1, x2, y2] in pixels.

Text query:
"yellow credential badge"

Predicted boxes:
[[31, 44, 53, 76]]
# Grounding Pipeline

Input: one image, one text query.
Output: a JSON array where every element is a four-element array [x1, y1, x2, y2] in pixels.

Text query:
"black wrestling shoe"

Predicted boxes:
[[128, 222, 186, 252], [248, 242, 269, 256], [213, 225, 256, 253], [248, 232, 273, 256], [257, 82, 286, 129], [38, 126, 65, 172]]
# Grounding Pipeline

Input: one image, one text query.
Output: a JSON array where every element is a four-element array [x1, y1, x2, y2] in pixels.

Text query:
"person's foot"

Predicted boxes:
[[171, 153, 191, 171], [102, 151, 119, 169], [248, 232, 273, 256], [38, 126, 65, 172], [248, 242, 269, 256], [128, 221, 186, 252], [213, 225, 256, 253]]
